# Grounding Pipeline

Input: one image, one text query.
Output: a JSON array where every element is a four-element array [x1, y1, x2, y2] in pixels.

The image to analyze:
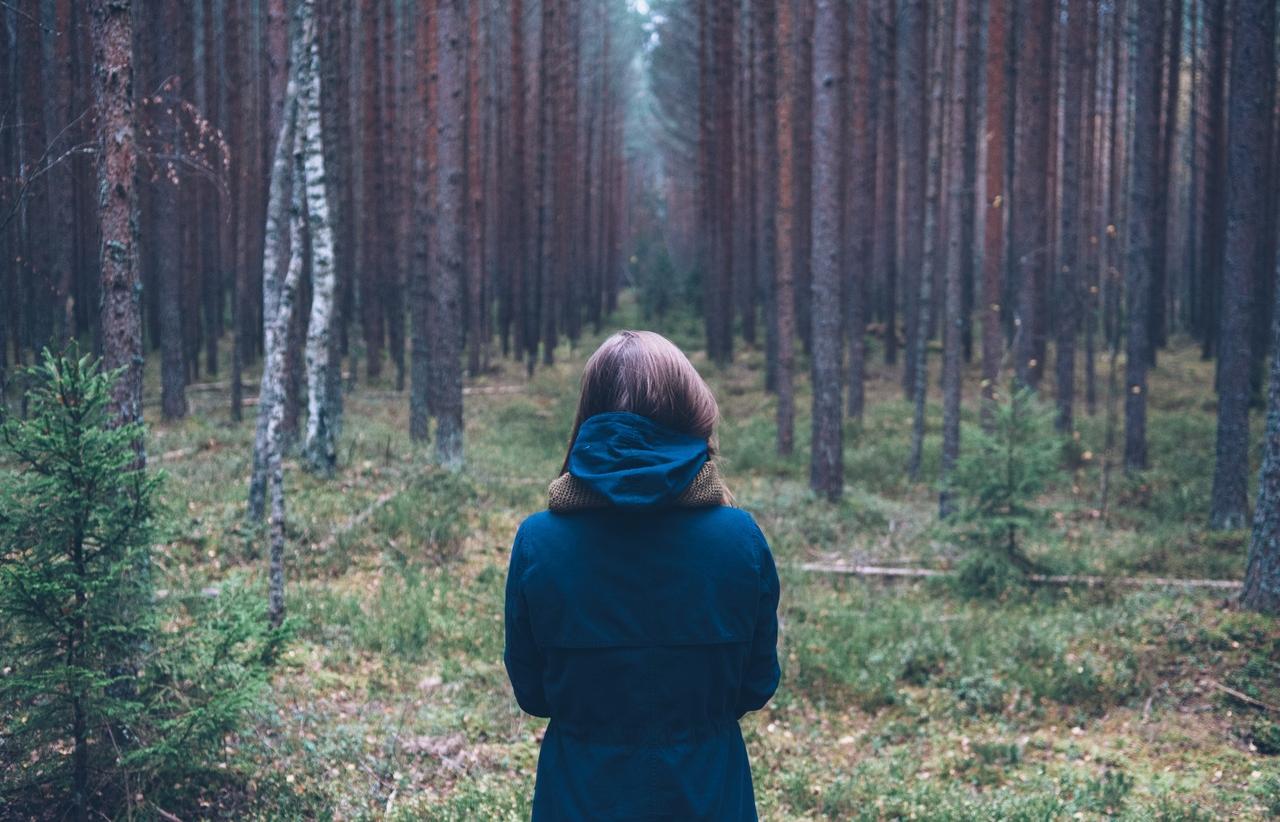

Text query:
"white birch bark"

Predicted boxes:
[[248, 46, 302, 521], [268, 125, 307, 628], [299, 2, 340, 475]]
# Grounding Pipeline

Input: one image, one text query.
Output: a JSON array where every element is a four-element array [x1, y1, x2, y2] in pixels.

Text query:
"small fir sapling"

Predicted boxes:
[[942, 381, 1063, 594]]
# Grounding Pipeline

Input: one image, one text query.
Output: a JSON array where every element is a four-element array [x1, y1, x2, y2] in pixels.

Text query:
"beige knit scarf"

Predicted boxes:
[[547, 460, 731, 512]]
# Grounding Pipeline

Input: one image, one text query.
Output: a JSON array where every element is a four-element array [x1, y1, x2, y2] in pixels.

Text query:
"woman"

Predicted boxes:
[[504, 330, 781, 821]]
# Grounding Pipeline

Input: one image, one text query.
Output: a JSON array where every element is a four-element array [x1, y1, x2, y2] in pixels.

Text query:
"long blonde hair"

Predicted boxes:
[[561, 330, 720, 473]]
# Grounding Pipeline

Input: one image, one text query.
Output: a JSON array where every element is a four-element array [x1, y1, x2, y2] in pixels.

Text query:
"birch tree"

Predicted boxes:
[[250, 2, 303, 522], [299, 9, 340, 476]]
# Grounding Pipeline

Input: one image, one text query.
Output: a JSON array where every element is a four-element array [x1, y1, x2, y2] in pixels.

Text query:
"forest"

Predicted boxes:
[[2, 0, 1280, 818]]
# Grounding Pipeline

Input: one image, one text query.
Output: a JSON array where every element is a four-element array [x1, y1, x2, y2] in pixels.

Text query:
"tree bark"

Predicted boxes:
[[775, 0, 796, 456], [874, 0, 898, 368], [301, 2, 339, 476], [249, 22, 301, 522], [809, 0, 844, 500], [92, 0, 143, 441], [899, 0, 928, 399], [262, 2, 310, 627], [410, 1, 435, 442], [846, 0, 876, 423], [941, 0, 972, 516], [1124, 0, 1164, 473], [908, 0, 948, 482], [756, 0, 780, 393], [432, 0, 467, 467], [1012, 0, 1053, 390], [1055, 0, 1088, 432], [1211, 0, 1276, 529]]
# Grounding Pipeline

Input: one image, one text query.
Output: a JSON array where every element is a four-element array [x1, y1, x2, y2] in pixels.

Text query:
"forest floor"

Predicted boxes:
[[144, 299, 1280, 820]]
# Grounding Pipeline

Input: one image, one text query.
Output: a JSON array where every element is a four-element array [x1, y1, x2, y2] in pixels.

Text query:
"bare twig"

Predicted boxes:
[[0, 108, 95, 233], [0, 0, 60, 34]]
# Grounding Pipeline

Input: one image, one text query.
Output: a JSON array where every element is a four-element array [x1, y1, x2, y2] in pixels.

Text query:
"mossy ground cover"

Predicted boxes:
[[137, 303, 1279, 819]]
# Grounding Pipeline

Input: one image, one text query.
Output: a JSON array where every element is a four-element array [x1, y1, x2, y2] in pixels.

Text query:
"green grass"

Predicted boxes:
[[113, 299, 1280, 819]]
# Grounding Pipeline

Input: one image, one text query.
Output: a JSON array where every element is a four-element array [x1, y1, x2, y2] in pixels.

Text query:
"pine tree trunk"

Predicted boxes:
[[1124, 0, 1164, 473], [466, 0, 486, 377], [155, 0, 188, 421], [809, 0, 844, 500], [941, 0, 971, 516], [899, 0, 927, 399], [1082, 0, 1102, 416], [1012, 0, 1053, 390], [908, 0, 948, 482], [1245, 302, 1280, 613], [756, 0, 780, 393], [775, 0, 796, 456], [92, 0, 143, 440], [432, 0, 467, 467], [1200, 0, 1227, 360], [874, 0, 898, 368], [1151, 0, 1182, 361], [410, 4, 435, 442], [1055, 0, 1088, 432], [846, 0, 876, 423], [1211, 0, 1276, 529]]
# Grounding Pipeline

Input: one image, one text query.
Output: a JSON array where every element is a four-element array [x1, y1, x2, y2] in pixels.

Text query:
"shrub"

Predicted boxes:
[[0, 350, 285, 819], [944, 382, 1063, 596]]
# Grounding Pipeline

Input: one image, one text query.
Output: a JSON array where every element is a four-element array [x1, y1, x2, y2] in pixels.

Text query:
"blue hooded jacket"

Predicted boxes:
[[504, 412, 781, 821]]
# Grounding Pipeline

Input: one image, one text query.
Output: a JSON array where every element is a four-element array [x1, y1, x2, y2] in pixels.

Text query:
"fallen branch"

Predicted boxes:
[[797, 563, 947, 579], [797, 562, 1243, 591], [1207, 679, 1280, 714], [312, 486, 403, 554]]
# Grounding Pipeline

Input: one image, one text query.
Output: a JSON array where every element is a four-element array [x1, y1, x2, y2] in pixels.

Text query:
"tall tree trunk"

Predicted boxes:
[[899, 0, 927, 399], [908, 0, 948, 481], [92, 0, 143, 442], [1199, 0, 1228, 360], [981, 0, 1010, 428], [809, 0, 844, 500], [249, 28, 301, 522], [466, 0, 486, 376], [1012, 0, 1053, 390], [846, 0, 876, 423], [155, 1, 188, 420], [1124, 0, 1164, 473], [1055, 0, 1088, 431], [1245, 299, 1280, 613], [431, 0, 466, 467], [874, 0, 898, 368], [775, 0, 797, 455], [1211, 0, 1276, 529], [410, 3, 435, 442], [301, 3, 339, 476], [756, 0, 780, 394], [262, 2, 309, 626], [941, 0, 972, 516]]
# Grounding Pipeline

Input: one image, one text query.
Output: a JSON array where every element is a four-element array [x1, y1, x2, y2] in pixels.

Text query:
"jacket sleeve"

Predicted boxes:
[[736, 525, 781, 718], [503, 528, 551, 718]]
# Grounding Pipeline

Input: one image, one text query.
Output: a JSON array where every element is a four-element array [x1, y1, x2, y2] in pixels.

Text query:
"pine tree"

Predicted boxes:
[[1, 350, 287, 818], [945, 382, 1062, 596], [0, 349, 157, 820]]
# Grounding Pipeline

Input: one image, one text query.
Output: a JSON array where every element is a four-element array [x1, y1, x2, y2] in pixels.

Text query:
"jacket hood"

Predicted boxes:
[[567, 411, 709, 508]]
